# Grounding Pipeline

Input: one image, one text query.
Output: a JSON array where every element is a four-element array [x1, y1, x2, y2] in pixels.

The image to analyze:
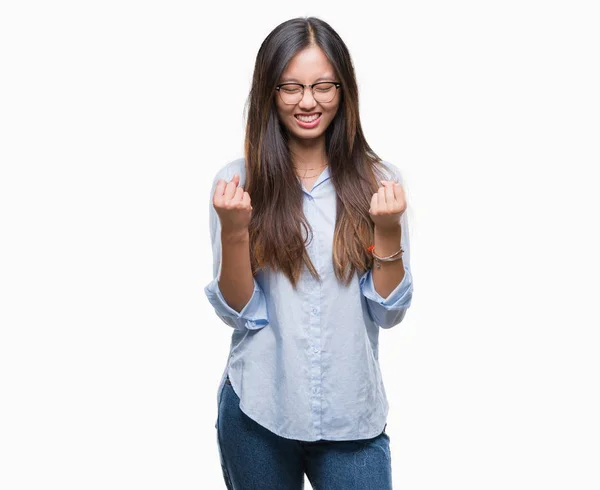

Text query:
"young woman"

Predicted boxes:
[[204, 16, 414, 490]]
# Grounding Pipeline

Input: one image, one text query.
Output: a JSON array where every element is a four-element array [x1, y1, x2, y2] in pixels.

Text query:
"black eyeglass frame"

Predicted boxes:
[[275, 82, 342, 104]]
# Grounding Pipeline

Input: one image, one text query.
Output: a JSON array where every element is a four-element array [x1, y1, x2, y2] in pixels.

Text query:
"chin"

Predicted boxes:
[[287, 120, 330, 140], [292, 130, 325, 140]]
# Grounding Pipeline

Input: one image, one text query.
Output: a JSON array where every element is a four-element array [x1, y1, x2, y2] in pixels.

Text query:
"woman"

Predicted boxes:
[[204, 16, 414, 490]]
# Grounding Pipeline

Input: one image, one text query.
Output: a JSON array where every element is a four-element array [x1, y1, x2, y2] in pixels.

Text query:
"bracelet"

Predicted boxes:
[[367, 245, 404, 269]]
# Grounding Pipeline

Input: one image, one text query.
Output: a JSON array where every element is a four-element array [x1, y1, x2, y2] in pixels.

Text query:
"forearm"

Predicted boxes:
[[218, 229, 255, 313], [372, 224, 405, 299]]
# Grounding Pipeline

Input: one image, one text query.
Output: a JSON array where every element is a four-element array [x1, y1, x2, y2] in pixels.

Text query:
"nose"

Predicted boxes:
[[298, 88, 318, 110]]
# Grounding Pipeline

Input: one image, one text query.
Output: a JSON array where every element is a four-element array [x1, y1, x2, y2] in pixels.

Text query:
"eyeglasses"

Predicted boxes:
[[275, 82, 341, 105]]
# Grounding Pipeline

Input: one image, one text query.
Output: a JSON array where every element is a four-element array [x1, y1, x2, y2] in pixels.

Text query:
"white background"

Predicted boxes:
[[1, 1, 599, 489]]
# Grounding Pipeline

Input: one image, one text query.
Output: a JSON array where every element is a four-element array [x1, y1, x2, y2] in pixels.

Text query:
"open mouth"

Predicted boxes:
[[294, 113, 322, 123], [294, 113, 322, 129]]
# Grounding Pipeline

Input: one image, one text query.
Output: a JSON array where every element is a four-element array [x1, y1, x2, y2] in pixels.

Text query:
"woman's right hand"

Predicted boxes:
[[213, 173, 253, 235]]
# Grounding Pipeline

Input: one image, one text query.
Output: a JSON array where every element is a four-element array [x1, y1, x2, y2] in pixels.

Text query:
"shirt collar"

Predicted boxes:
[[312, 165, 331, 189], [300, 165, 331, 196]]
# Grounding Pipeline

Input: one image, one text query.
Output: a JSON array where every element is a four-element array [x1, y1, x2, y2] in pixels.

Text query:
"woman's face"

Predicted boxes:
[[275, 45, 341, 142]]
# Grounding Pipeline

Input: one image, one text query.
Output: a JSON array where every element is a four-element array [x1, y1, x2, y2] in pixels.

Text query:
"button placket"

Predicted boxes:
[[305, 193, 323, 438]]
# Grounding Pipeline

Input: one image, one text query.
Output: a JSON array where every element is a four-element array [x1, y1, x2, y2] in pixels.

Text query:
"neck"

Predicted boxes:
[[289, 135, 328, 171]]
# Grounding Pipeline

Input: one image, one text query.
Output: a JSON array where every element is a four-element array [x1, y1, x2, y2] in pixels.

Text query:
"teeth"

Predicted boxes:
[[296, 114, 320, 122]]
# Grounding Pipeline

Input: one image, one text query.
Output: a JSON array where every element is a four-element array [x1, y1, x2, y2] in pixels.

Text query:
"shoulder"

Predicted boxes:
[[211, 157, 247, 186], [375, 159, 405, 185]]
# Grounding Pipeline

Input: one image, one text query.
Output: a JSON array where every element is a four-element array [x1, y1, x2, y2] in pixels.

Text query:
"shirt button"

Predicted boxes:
[[313, 347, 319, 353], [312, 308, 318, 315]]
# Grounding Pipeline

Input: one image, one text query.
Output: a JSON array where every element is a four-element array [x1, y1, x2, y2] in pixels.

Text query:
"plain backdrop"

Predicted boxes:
[[1, 1, 599, 489]]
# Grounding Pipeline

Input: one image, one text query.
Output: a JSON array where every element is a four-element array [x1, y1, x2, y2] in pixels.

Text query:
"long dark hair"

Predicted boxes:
[[244, 16, 389, 288]]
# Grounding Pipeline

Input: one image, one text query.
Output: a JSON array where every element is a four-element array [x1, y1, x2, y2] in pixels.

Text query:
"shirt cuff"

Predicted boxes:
[[360, 266, 413, 308], [204, 277, 269, 330]]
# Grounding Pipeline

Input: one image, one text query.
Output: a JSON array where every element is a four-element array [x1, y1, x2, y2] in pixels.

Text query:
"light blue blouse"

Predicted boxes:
[[205, 157, 413, 441]]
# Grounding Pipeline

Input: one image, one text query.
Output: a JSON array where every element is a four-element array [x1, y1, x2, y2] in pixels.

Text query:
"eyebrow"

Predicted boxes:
[[279, 75, 335, 83]]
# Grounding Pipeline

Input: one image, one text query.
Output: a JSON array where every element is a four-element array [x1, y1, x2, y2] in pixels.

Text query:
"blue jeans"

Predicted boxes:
[[216, 375, 393, 489]]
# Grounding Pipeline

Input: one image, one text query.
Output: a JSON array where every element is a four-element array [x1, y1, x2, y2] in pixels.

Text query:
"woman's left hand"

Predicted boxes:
[[369, 180, 407, 232]]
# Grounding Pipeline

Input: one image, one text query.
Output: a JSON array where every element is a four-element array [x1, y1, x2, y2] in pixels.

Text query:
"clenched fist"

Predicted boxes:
[[369, 180, 407, 231], [213, 173, 253, 234]]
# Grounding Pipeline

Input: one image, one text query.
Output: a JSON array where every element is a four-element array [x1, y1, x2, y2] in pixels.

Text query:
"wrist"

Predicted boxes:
[[374, 224, 401, 242], [374, 223, 401, 235], [373, 225, 402, 256], [221, 228, 250, 244]]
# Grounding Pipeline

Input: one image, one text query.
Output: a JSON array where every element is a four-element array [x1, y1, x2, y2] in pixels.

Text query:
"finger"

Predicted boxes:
[[213, 179, 228, 206], [369, 192, 377, 213], [394, 182, 405, 202], [223, 173, 239, 201], [233, 185, 244, 202], [242, 191, 252, 209], [383, 181, 395, 207], [377, 186, 386, 206], [214, 179, 227, 197]]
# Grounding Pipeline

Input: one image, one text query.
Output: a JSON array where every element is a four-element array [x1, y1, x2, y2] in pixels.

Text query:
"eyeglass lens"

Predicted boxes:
[[278, 83, 337, 104]]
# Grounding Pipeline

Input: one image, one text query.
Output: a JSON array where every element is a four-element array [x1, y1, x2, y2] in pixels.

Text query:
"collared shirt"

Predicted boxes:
[[204, 157, 414, 441]]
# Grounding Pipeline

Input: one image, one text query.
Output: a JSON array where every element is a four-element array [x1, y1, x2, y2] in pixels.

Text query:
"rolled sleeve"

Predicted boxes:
[[204, 277, 269, 331], [360, 266, 413, 329]]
